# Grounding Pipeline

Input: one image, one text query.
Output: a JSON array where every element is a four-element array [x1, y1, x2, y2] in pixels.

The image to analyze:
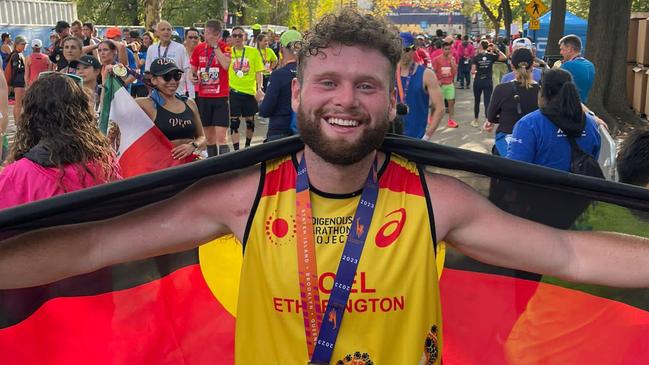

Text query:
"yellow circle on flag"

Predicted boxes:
[[198, 234, 244, 316]]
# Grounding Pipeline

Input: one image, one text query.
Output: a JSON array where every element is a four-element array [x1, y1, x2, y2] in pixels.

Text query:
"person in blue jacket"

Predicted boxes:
[[259, 30, 302, 141], [507, 68, 600, 172]]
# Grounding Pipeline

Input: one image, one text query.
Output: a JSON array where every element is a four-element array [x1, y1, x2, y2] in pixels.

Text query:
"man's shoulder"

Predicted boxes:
[[501, 72, 514, 82], [191, 163, 263, 198], [170, 41, 184, 50], [194, 42, 207, 52], [273, 65, 295, 77]]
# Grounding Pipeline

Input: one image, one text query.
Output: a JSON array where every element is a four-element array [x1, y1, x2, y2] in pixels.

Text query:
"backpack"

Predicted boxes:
[[566, 136, 605, 179]]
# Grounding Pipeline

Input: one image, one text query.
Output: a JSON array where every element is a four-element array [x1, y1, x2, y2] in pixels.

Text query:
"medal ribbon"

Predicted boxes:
[[233, 47, 247, 73], [201, 45, 217, 84], [157, 43, 170, 59], [396, 63, 415, 104], [296, 154, 380, 364]]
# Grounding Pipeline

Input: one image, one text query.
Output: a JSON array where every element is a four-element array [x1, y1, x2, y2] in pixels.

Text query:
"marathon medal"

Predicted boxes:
[[234, 47, 246, 79], [113, 64, 127, 77]]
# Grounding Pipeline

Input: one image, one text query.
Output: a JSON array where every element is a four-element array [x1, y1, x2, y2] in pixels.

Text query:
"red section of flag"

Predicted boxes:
[[119, 126, 194, 178], [262, 159, 296, 197], [379, 160, 424, 196], [441, 268, 649, 364], [0, 265, 234, 365]]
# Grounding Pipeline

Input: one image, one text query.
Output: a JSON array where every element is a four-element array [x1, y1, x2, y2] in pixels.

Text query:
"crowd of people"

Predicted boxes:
[[0, 15, 645, 198], [0, 14, 646, 204], [0, 18, 306, 208], [395, 27, 610, 177], [1, 10, 649, 365], [1, 19, 301, 157]]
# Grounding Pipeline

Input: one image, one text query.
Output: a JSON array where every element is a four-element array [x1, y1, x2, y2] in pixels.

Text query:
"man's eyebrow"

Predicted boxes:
[[311, 71, 385, 84]]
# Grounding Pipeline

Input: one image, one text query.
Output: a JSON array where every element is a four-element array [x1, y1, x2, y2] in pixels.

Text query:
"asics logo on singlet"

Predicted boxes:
[[375, 208, 406, 248]]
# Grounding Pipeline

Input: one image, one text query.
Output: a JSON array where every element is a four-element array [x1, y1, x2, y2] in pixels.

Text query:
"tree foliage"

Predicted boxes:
[[473, 0, 524, 35]]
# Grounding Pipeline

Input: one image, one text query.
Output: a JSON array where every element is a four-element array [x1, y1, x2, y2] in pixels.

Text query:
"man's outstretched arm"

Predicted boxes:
[[0, 167, 259, 289], [423, 69, 444, 138], [429, 173, 649, 288]]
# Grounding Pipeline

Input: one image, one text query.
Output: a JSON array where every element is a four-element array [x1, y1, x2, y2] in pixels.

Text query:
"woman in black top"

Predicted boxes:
[[135, 58, 206, 160], [470, 40, 506, 127], [485, 48, 540, 156], [5, 36, 26, 124]]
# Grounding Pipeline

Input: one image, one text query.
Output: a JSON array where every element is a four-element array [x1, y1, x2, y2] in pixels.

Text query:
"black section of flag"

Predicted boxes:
[[0, 249, 197, 328]]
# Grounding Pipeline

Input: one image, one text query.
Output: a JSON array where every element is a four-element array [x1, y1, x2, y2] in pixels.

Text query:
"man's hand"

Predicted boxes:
[[483, 121, 495, 132], [255, 89, 265, 102]]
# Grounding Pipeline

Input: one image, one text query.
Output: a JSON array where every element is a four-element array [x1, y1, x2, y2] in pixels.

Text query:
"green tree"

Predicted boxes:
[[161, 0, 224, 27], [632, 0, 649, 12], [474, 0, 523, 36], [288, 0, 310, 30], [567, 0, 589, 18], [76, 0, 143, 26]]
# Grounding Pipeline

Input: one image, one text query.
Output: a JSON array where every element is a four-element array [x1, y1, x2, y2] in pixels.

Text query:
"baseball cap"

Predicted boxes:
[[77, 55, 101, 69], [415, 35, 425, 40], [280, 29, 302, 48], [511, 48, 534, 69], [251, 24, 262, 31], [31, 39, 43, 48], [14, 36, 27, 45], [399, 32, 415, 49], [150, 57, 183, 76], [171, 31, 181, 43], [512, 37, 532, 50], [105, 27, 122, 39]]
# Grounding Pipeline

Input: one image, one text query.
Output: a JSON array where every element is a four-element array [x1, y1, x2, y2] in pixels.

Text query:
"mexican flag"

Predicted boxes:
[[99, 75, 194, 178]]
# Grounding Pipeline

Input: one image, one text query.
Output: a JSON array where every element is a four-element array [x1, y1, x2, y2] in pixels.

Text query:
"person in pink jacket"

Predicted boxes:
[[456, 35, 475, 89], [0, 73, 121, 210]]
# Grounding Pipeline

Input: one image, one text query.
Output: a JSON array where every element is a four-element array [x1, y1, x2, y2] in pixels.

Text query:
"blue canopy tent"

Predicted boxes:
[[524, 11, 588, 59]]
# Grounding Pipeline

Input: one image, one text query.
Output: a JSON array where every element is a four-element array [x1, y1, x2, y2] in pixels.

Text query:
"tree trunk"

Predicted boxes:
[[144, 0, 164, 29], [546, 0, 566, 56], [479, 0, 503, 35], [585, 0, 641, 132], [502, 0, 513, 40]]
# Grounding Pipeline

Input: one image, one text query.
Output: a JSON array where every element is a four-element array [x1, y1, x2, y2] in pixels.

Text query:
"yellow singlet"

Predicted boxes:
[[236, 153, 443, 364]]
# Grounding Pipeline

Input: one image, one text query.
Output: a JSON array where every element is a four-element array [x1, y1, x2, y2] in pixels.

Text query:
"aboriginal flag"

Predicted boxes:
[[1, 135, 649, 364]]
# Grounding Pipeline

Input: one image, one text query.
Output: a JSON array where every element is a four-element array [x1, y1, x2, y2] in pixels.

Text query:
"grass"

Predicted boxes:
[[542, 202, 649, 310]]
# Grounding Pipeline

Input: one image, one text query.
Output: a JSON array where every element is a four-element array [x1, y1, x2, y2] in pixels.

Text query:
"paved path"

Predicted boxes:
[[4, 86, 493, 153], [430, 86, 494, 154]]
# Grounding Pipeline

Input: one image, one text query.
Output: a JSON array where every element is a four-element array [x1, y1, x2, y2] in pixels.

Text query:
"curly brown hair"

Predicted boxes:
[[9, 73, 119, 190], [297, 9, 402, 87]]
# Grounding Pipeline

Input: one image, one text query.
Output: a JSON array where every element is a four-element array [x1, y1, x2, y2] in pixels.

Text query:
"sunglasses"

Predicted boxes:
[[232, 34, 244, 38], [187, 36, 199, 39], [160, 72, 182, 81], [38, 71, 84, 86]]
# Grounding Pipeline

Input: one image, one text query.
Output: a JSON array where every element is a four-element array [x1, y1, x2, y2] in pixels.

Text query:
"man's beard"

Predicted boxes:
[[297, 104, 389, 166]]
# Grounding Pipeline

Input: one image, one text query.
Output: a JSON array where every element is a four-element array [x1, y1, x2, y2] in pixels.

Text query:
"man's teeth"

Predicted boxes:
[[327, 118, 359, 127]]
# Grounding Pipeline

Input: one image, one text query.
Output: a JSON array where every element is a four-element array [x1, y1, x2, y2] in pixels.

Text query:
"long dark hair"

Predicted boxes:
[[539, 68, 584, 137], [10, 73, 119, 189]]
